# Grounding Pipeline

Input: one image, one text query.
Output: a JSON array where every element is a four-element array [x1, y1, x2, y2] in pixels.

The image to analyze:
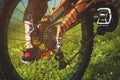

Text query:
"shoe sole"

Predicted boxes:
[[22, 50, 52, 64], [22, 60, 33, 65]]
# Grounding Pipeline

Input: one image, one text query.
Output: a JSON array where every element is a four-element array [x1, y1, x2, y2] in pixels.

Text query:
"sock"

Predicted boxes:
[[24, 21, 33, 49]]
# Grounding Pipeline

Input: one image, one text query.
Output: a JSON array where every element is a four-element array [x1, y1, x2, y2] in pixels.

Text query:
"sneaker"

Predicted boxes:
[[22, 47, 39, 64], [22, 47, 52, 64]]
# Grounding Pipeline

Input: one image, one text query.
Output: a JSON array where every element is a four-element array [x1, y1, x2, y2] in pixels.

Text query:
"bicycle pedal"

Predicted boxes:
[[95, 4, 118, 33]]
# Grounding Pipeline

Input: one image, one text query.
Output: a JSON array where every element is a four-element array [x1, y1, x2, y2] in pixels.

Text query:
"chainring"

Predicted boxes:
[[43, 26, 57, 50]]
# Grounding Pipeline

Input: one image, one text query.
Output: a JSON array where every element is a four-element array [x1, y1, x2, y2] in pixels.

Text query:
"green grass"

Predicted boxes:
[[83, 21, 120, 80]]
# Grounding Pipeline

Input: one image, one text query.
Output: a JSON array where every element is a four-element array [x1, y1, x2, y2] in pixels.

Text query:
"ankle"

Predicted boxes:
[[26, 43, 33, 49]]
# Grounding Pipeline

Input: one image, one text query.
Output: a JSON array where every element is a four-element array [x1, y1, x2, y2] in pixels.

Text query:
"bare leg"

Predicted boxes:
[[24, 0, 48, 49]]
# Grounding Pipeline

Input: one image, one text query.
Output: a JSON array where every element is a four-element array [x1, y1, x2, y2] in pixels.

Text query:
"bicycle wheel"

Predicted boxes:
[[0, 0, 94, 80]]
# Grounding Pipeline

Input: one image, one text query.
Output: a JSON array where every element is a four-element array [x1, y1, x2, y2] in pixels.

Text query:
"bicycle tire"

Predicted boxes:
[[0, 0, 94, 80]]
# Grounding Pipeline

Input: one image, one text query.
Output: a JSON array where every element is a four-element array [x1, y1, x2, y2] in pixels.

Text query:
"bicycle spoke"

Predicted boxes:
[[8, 42, 25, 49], [64, 34, 81, 38], [11, 17, 23, 23], [63, 37, 80, 44], [15, 8, 24, 14], [8, 38, 26, 42], [66, 33, 97, 64], [67, 50, 81, 64], [8, 27, 26, 35], [20, 0, 26, 9], [68, 29, 81, 35]]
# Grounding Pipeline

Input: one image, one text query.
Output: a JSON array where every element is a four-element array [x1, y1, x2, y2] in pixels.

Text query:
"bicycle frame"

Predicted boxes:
[[40, 0, 113, 67], [40, 0, 112, 36]]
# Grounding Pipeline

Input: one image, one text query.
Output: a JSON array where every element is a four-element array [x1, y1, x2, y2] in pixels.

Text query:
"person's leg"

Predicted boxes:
[[36, 0, 75, 50], [22, 0, 48, 63], [24, 0, 48, 49]]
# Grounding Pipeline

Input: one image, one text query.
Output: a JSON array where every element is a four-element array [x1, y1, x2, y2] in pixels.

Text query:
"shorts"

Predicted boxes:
[[23, 0, 48, 24]]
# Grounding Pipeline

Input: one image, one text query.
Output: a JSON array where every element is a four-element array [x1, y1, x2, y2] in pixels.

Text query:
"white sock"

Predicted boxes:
[[24, 21, 33, 49]]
